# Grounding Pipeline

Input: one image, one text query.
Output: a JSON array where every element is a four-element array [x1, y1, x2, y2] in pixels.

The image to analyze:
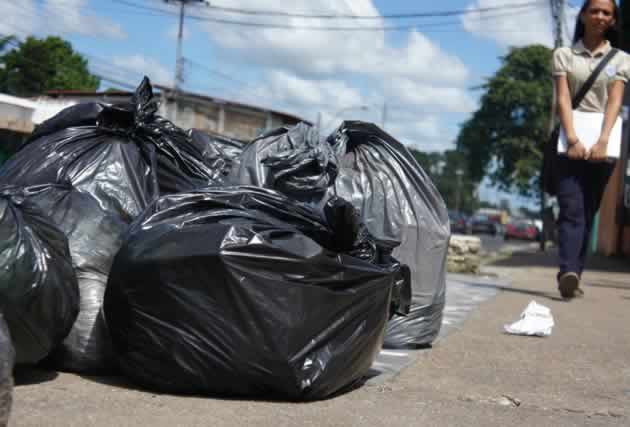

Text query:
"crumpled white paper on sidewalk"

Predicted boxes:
[[504, 300, 554, 337]]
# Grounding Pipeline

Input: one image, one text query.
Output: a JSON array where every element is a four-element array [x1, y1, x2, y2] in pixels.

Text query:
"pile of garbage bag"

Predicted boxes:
[[104, 187, 403, 399], [0, 76, 448, 402], [0, 77, 219, 221], [0, 78, 226, 373]]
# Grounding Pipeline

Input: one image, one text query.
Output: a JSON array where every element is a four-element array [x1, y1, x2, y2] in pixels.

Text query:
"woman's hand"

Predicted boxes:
[[586, 137, 608, 162], [566, 139, 587, 160]]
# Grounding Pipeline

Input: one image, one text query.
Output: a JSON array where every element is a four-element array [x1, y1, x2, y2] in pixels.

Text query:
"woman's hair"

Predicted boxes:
[[573, 0, 621, 47]]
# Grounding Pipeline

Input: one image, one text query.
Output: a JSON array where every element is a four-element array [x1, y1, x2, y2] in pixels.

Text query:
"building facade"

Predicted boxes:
[[1, 87, 308, 165], [43, 86, 309, 142], [595, 103, 630, 258]]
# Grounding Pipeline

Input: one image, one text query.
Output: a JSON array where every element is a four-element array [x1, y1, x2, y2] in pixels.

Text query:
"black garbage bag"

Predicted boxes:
[[105, 186, 403, 400], [31, 185, 126, 373], [0, 77, 216, 222], [231, 123, 338, 206], [327, 121, 450, 347], [0, 185, 79, 365], [0, 313, 14, 426], [28, 102, 106, 142], [189, 129, 246, 182]]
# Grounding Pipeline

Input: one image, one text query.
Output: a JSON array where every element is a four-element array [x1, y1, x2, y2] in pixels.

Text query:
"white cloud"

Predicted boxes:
[[266, 70, 364, 109], [201, 2, 469, 83], [461, 0, 578, 48], [111, 55, 173, 86], [1, 0, 126, 40], [44, 0, 126, 40], [193, 0, 475, 151], [382, 77, 477, 114], [229, 70, 468, 150], [0, 1, 39, 38]]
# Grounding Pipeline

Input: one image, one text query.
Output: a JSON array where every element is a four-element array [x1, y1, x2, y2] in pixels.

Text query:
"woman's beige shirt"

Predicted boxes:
[[552, 40, 630, 113]]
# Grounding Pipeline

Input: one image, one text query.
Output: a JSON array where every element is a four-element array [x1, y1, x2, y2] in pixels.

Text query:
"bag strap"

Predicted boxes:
[[571, 47, 619, 109]]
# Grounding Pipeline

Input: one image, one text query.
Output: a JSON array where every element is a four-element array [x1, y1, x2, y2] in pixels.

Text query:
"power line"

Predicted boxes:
[[196, 0, 545, 19], [180, 7, 543, 32], [31, 0, 553, 34], [184, 58, 255, 88], [110, 0, 546, 32]]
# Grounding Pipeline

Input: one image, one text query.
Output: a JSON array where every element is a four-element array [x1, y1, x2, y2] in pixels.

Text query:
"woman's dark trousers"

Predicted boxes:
[[556, 156, 615, 278]]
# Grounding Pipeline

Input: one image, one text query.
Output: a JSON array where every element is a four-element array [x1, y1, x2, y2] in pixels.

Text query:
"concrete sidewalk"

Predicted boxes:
[[10, 248, 630, 426]]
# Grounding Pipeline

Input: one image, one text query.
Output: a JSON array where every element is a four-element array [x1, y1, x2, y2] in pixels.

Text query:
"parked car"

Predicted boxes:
[[504, 220, 539, 241], [467, 214, 501, 236], [448, 210, 468, 234]]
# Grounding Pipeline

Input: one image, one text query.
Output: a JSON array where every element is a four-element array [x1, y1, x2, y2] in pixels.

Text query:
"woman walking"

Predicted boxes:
[[552, 0, 629, 298]]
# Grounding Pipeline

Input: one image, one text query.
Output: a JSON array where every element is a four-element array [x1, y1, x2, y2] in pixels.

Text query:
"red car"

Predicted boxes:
[[504, 220, 539, 241]]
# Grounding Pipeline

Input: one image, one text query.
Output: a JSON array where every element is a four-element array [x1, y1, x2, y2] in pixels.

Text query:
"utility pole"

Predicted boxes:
[[541, 0, 565, 251], [381, 102, 387, 131], [163, 0, 205, 124], [164, 0, 204, 92], [175, 0, 186, 91], [455, 168, 464, 213]]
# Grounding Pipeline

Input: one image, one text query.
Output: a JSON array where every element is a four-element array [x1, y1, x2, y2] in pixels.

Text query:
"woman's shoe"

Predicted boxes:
[[558, 272, 579, 299]]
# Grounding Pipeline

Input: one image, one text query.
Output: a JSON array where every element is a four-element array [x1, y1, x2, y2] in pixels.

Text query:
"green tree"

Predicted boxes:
[[456, 45, 553, 197], [0, 35, 14, 52], [0, 36, 99, 97], [410, 148, 479, 214]]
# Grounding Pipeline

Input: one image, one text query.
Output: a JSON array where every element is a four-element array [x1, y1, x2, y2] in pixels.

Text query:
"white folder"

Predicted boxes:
[[558, 110, 623, 159]]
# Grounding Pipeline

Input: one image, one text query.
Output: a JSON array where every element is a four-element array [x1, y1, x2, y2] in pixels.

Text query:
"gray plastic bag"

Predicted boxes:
[[40, 185, 126, 373], [328, 122, 449, 347]]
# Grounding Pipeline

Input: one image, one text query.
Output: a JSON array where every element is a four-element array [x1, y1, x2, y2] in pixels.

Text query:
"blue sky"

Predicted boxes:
[[1, 0, 582, 208]]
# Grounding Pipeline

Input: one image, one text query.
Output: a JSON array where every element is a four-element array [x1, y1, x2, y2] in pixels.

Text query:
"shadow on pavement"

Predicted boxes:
[[584, 278, 630, 291], [462, 282, 564, 302], [14, 367, 59, 386], [80, 372, 363, 402], [488, 247, 630, 274]]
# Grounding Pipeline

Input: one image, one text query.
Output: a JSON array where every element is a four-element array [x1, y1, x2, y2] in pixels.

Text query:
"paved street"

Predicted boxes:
[[370, 273, 500, 384], [10, 245, 630, 427]]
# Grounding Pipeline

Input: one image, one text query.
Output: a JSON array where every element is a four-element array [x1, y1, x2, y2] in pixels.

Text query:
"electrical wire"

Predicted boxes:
[[140, 0, 546, 20], [109, 0, 548, 32]]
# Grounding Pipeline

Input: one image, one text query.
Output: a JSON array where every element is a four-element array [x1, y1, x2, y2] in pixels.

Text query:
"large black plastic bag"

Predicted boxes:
[[105, 186, 401, 400], [232, 123, 338, 206], [0, 185, 79, 365], [34, 185, 126, 373], [328, 121, 450, 347], [189, 129, 245, 182], [0, 313, 14, 426], [0, 77, 216, 221]]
